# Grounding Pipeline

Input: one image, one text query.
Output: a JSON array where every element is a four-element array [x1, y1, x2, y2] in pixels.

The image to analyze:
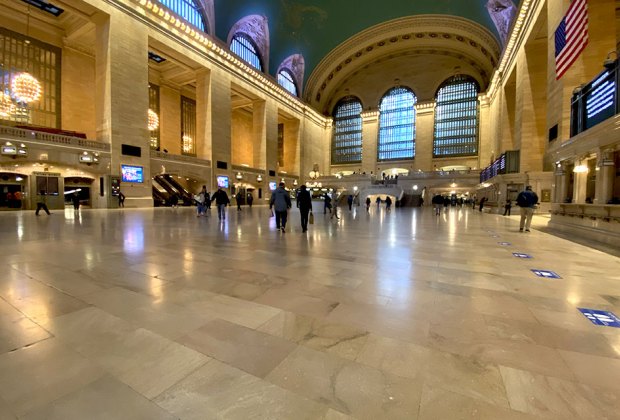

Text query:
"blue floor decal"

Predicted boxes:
[[513, 253, 532, 259], [578, 308, 620, 327], [531, 269, 561, 279]]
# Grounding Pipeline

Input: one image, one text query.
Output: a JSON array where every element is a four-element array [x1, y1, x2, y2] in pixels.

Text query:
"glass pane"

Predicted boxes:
[[181, 96, 196, 155], [159, 0, 207, 31], [277, 70, 298, 96], [332, 97, 363, 164], [378, 87, 417, 161], [230, 35, 262, 71], [433, 76, 479, 157]]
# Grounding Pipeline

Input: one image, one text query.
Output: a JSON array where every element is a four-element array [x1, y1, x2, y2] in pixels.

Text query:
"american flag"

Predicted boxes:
[[555, 0, 589, 80]]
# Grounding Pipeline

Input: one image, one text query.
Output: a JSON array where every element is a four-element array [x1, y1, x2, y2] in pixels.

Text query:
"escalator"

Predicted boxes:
[[157, 174, 193, 205], [152, 186, 168, 207]]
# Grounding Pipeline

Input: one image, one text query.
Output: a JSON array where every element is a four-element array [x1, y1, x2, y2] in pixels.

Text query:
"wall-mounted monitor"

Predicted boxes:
[[269, 181, 277, 191], [1, 146, 17, 155], [121, 165, 144, 183], [217, 176, 229, 188]]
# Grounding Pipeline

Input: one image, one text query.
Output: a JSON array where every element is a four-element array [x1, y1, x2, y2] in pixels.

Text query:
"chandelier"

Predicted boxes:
[[12, 7, 42, 104], [182, 134, 193, 153], [148, 109, 159, 130], [0, 92, 15, 117], [11, 72, 41, 103]]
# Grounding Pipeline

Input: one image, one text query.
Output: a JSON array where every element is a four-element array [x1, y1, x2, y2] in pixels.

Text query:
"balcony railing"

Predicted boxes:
[[0, 125, 110, 151]]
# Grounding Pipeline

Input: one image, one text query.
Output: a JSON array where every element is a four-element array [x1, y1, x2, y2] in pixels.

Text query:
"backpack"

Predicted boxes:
[[516, 192, 528, 207]]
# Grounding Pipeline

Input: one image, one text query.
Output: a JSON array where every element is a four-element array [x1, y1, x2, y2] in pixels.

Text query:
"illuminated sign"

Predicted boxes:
[[121, 165, 144, 183], [1, 146, 17, 155], [216, 176, 229, 188], [585, 70, 616, 129]]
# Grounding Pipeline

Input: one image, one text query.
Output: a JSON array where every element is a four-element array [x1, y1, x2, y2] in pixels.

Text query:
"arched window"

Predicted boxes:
[[433, 76, 479, 157], [230, 33, 263, 71], [332, 97, 363, 164], [378, 87, 417, 161], [159, 0, 207, 32], [277, 69, 298, 96]]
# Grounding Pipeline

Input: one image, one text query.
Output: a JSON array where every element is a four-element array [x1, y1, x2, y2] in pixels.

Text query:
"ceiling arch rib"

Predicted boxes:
[[305, 15, 500, 113]]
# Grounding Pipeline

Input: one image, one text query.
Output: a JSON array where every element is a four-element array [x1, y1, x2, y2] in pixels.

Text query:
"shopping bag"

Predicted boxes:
[[309, 212, 314, 224]]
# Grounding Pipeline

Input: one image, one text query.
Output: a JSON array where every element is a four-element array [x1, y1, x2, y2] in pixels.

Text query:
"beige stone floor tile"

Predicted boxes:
[[559, 350, 620, 392], [320, 409, 356, 419], [418, 386, 561, 420], [179, 318, 296, 378], [0, 299, 51, 354], [20, 375, 175, 420], [258, 311, 369, 360], [254, 288, 341, 318], [26, 267, 108, 297], [355, 334, 430, 379], [187, 294, 282, 330], [0, 395, 17, 420], [500, 365, 620, 419], [0, 338, 104, 416], [266, 346, 424, 419], [155, 359, 328, 420], [484, 315, 619, 358]]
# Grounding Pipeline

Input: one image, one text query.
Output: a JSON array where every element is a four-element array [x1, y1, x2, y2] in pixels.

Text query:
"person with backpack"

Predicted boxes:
[[516, 186, 538, 232]]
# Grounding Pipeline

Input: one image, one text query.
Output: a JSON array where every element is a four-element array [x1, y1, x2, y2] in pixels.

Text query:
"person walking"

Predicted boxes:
[[516, 186, 538, 232], [347, 194, 353, 211], [71, 192, 80, 211], [195, 185, 207, 216], [118, 191, 125, 208], [478, 197, 486, 212], [376, 196, 381, 208], [323, 193, 332, 214], [270, 182, 291, 232], [432, 194, 444, 216], [236, 192, 243, 211], [503, 199, 512, 216], [247, 192, 254, 208], [35, 190, 51, 216], [297, 185, 312, 233], [385, 196, 392, 212], [330, 194, 340, 220], [211, 186, 230, 220], [365, 197, 371, 212]]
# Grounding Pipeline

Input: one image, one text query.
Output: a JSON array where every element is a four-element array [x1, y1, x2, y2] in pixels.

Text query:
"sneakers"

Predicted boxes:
[[519, 228, 523, 232], [525, 229, 531, 232]]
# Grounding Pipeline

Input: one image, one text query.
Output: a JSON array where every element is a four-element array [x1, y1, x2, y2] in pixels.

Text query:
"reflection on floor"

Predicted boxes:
[[0, 205, 619, 419]]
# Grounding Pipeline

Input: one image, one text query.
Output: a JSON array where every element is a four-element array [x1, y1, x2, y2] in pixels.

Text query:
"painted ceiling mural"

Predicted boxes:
[[213, 0, 516, 83]]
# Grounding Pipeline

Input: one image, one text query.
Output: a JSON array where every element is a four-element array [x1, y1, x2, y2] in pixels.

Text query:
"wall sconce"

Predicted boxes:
[[293, 179, 298, 186], [573, 164, 588, 173], [256, 174, 263, 182], [235, 172, 243, 180]]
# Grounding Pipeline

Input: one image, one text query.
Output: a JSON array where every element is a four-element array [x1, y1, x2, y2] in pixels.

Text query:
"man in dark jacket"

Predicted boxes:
[[211, 187, 230, 220], [516, 186, 538, 232], [270, 182, 292, 232], [297, 185, 312, 232]]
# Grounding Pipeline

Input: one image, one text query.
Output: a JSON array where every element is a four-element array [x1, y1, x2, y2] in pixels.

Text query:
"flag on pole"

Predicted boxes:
[[555, 0, 589, 80]]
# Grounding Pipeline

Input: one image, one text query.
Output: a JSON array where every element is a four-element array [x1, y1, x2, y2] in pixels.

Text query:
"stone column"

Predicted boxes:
[[414, 103, 434, 171], [95, 12, 151, 207], [478, 98, 493, 170], [360, 110, 378, 174], [207, 67, 231, 186], [196, 69, 212, 164], [553, 162, 568, 203], [595, 149, 615, 205], [573, 162, 588, 204], [252, 99, 267, 169]]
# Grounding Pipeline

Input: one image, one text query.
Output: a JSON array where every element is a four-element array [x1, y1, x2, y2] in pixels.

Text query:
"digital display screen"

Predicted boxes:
[[585, 70, 616, 130], [1, 146, 17, 155], [269, 182, 277, 191], [217, 176, 229, 188], [121, 165, 144, 183]]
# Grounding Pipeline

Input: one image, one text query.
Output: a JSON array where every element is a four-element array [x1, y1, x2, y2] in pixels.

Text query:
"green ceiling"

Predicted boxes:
[[213, 0, 515, 80]]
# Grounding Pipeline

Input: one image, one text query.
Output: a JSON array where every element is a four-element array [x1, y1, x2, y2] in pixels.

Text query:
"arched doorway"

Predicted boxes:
[[0, 173, 27, 210], [64, 177, 95, 208]]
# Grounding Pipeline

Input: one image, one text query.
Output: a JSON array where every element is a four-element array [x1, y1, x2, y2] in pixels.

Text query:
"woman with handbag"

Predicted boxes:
[[297, 185, 313, 233]]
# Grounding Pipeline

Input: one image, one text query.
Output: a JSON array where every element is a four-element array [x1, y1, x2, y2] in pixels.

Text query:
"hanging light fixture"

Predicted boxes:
[[182, 134, 192, 153], [0, 92, 16, 117], [12, 6, 42, 104], [148, 109, 159, 130]]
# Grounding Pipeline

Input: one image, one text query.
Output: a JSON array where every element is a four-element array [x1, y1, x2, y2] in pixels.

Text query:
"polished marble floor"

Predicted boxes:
[[0, 204, 619, 419]]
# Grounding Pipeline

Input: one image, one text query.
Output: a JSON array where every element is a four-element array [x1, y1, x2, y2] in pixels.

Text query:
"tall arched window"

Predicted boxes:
[[277, 69, 298, 96], [332, 97, 363, 164], [433, 76, 479, 157], [159, 0, 207, 32], [230, 33, 263, 71], [378, 87, 417, 161]]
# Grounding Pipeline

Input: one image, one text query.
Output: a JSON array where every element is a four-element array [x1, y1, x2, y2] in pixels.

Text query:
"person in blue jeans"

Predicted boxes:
[[211, 187, 230, 220], [270, 182, 291, 233]]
